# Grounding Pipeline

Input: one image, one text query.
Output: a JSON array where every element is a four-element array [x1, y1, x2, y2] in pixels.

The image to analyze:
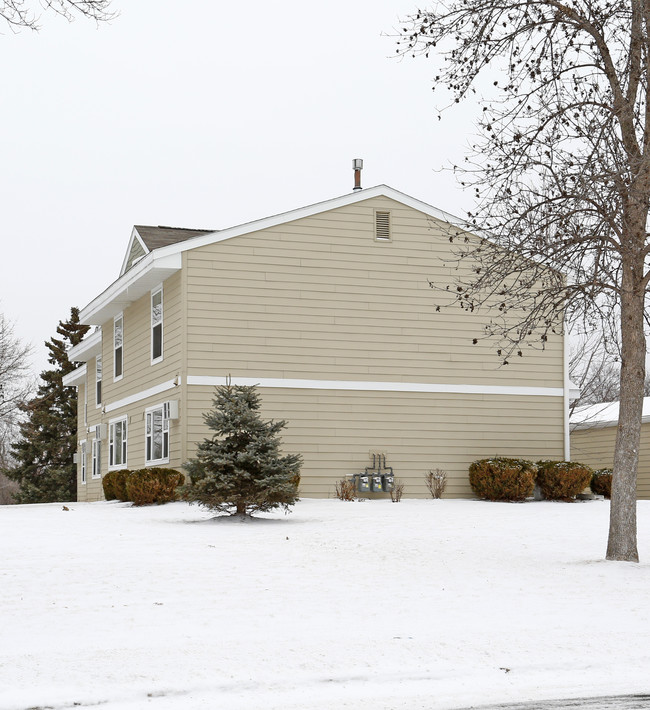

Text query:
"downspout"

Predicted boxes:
[[563, 305, 571, 461]]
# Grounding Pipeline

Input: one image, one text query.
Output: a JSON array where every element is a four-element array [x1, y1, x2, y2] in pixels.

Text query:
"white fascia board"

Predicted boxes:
[[80, 251, 182, 325], [119, 227, 150, 277], [68, 329, 102, 363], [151, 185, 472, 260], [62, 364, 87, 387]]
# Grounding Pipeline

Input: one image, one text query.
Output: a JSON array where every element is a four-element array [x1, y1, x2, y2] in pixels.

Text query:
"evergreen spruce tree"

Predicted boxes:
[[5, 308, 89, 503], [184, 381, 302, 516]]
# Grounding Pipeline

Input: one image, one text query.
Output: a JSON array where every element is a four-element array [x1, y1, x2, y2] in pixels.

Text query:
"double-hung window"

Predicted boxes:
[[92, 438, 101, 478], [96, 354, 102, 407], [151, 287, 163, 364], [80, 440, 87, 485], [145, 404, 169, 464], [114, 314, 124, 381], [109, 417, 128, 469]]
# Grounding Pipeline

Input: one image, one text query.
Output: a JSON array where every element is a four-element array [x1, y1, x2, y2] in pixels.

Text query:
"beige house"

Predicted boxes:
[[64, 185, 572, 501], [571, 400, 650, 499]]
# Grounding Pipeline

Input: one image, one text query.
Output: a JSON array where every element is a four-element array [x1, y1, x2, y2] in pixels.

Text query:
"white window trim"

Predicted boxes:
[[95, 352, 103, 409], [92, 438, 101, 479], [113, 313, 124, 382], [108, 416, 128, 470], [151, 285, 163, 365], [144, 402, 170, 466], [80, 440, 87, 485], [83, 377, 88, 427]]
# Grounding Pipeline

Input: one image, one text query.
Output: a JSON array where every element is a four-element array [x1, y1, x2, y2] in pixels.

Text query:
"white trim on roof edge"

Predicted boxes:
[[186, 375, 564, 397], [119, 227, 150, 277], [62, 364, 87, 387], [78, 186, 469, 326], [68, 328, 102, 363]]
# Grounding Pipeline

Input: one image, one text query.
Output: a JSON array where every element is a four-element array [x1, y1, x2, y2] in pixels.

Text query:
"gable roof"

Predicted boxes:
[[82, 184, 471, 325], [120, 225, 216, 277], [134, 225, 216, 251]]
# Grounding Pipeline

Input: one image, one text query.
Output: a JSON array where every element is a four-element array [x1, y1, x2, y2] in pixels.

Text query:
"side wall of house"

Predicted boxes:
[[76, 270, 185, 501], [570, 425, 650, 500], [182, 195, 566, 497]]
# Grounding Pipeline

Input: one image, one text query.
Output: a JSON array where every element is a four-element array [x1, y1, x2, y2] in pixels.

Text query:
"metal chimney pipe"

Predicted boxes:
[[352, 158, 363, 190]]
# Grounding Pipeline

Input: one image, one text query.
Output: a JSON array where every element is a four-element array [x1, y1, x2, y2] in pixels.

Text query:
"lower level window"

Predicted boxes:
[[92, 439, 101, 478], [80, 440, 87, 484], [146, 406, 169, 464], [109, 417, 128, 468]]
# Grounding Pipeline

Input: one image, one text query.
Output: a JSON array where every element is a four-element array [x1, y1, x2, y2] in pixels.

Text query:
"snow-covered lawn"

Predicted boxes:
[[2, 498, 650, 710]]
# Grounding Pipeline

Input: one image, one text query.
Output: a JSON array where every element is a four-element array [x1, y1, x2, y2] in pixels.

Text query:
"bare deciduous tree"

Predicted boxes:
[[398, 1, 650, 561], [0, 0, 115, 32]]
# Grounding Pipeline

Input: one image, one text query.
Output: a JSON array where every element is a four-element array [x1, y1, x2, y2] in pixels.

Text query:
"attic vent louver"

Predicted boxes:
[[375, 211, 391, 240]]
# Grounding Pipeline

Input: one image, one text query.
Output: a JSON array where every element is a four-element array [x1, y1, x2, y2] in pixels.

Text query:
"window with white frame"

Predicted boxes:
[[145, 404, 170, 464], [114, 314, 123, 380], [96, 354, 102, 407], [151, 286, 163, 363], [80, 440, 87, 485], [109, 417, 128, 469], [83, 379, 88, 427], [92, 438, 101, 478]]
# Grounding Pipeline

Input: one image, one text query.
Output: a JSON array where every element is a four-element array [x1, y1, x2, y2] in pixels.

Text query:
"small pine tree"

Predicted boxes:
[[5, 308, 89, 503], [183, 381, 302, 516]]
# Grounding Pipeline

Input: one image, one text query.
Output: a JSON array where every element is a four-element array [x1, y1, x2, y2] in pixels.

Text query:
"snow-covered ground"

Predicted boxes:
[[2, 498, 649, 710]]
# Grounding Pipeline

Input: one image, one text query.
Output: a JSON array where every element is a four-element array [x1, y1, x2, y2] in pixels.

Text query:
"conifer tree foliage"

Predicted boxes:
[[184, 382, 302, 517], [5, 308, 89, 503]]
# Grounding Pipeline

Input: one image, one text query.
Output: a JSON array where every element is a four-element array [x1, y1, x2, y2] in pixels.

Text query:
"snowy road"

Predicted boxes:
[[464, 696, 650, 709]]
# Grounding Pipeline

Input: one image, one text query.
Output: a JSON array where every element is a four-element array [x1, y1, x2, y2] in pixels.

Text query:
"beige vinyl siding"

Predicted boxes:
[[186, 386, 564, 498], [571, 424, 650, 499], [100, 271, 183, 404], [125, 237, 146, 272], [184, 196, 563, 387], [77, 387, 185, 502]]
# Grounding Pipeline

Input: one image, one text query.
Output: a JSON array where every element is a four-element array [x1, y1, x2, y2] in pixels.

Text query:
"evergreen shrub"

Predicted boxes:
[[591, 468, 613, 498], [105, 468, 130, 501], [468, 457, 536, 501], [125, 467, 185, 506], [536, 460, 593, 500]]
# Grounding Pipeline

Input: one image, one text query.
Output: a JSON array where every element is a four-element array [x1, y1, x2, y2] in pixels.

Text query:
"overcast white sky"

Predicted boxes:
[[0, 0, 479, 375]]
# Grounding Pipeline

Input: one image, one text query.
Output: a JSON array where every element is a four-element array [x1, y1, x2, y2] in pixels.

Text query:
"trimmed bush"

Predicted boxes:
[[468, 458, 536, 501], [591, 468, 613, 498], [124, 467, 185, 506], [536, 460, 594, 501], [102, 469, 130, 501]]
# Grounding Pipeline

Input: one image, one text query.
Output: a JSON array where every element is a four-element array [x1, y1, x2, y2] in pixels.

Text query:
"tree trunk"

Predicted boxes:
[[606, 268, 644, 562], [235, 500, 247, 516]]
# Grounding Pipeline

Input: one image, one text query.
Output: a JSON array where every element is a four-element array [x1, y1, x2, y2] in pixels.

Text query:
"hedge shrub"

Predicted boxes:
[[125, 467, 185, 506], [591, 468, 613, 498], [468, 458, 537, 501], [102, 469, 130, 501], [536, 460, 593, 501]]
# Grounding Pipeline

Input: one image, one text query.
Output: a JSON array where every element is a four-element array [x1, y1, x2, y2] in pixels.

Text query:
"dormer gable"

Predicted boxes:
[[119, 225, 216, 276]]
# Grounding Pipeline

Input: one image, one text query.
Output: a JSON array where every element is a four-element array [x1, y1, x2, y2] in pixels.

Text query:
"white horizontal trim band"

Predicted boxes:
[[186, 375, 564, 397], [104, 379, 178, 413]]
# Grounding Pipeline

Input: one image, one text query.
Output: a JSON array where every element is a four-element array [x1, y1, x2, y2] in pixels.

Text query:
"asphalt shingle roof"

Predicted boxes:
[[134, 225, 216, 251]]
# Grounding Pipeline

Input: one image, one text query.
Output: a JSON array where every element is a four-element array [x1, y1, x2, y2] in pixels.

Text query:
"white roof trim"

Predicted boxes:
[[151, 185, 470, 260], [80, 251, 182, 325], [119, 227, 150, 277], [62, 364, 87, 387], [68, 328, 102, 363]]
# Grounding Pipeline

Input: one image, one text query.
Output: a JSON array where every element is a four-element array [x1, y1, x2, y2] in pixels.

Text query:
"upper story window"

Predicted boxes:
[[96, 354, 103, 407], [114, 314, 123, 381], [109, 417, 127, 469], [151, 286, 163, 364]]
